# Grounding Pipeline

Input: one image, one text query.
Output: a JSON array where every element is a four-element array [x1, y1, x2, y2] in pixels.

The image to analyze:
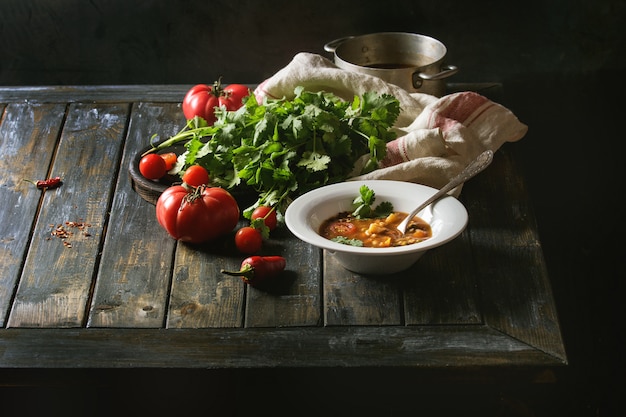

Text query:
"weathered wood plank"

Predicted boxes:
[[0, 83, 499, 104], [0, 85, 193, 103], [244, 227, 323, 328], [7, 102, 129, 328], [167, 201, 323, 329], [0, 103, 66, 325], [324, 254, 403, 326], [463, 149, 566, 362], [0, 325, 565, 368], [167, 237, 246, 328], [88, 102, 183, 328], [402, 231, 482, 325]]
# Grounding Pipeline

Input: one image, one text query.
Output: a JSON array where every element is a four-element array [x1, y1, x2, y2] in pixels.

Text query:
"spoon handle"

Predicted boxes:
[[397, 150, 494, 234]]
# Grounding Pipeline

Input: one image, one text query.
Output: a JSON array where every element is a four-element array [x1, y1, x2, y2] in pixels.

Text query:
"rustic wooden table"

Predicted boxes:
[[0, 85, 566, 371]]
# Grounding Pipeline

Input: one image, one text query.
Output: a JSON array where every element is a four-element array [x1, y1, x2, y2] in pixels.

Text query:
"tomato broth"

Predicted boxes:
[[319, 212, 432, 248]]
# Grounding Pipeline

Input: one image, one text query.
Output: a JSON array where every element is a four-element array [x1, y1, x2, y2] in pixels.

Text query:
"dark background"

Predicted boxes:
[[1, 0, 625, 416]]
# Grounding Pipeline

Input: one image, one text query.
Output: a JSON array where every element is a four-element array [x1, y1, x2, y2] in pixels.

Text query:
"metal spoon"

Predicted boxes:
[[396, 150, 494, 234]]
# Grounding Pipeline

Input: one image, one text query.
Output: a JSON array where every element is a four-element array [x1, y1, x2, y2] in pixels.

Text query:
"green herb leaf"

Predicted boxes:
[[351, 185, 393, 219], [373, 201, 394, 217], [152, 88, 400, 218], [297, 151, 331, 172], [331, 236, 364, 247]]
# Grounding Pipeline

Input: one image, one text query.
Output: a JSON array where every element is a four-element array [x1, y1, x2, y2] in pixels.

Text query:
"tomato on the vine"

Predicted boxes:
[[156, 185, 240, 243], [182, 165, 210, 187], [139, 153, 167, 180], [182, 81, 250, 125], [251, 206, 278, 231], [235, 226, 263, 254], [223, 84, 250, 107]]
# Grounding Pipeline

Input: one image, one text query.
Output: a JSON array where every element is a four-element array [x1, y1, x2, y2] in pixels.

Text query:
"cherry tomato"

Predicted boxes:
[[182, 165, 210, 187], [235, 226, 263, 254], [156, 185, 240, 243], [182, 82, 250, 125], [139, 153, 167, 180], [160, 152, 178, 171], [251, 206, 278, 231]]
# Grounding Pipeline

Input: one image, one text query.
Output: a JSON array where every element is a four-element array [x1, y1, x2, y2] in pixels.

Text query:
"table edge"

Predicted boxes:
[[0, 325, 567, 369], [0, 83, 503, 103]]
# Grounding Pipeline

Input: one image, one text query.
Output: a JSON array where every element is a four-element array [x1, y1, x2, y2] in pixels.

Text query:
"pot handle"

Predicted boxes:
[[415, 64, 459, 81], [412, 64, 459, 89], [324, 36, 354, 53]]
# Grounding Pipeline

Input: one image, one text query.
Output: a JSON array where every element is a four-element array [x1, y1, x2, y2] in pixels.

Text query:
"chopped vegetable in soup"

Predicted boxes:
[[319, 211, 432, 248]]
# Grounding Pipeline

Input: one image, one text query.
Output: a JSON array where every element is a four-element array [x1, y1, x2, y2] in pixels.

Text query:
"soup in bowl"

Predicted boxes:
[[284, 180, 468, 274]]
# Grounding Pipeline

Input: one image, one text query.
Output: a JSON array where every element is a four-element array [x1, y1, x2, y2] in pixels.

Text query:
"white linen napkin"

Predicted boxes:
[[254, 52, 528, 195]]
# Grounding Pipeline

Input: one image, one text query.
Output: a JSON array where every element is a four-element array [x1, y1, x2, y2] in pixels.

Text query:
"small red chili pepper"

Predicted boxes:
[[24, 176, 62, 190], [221, 255, 286, 287]]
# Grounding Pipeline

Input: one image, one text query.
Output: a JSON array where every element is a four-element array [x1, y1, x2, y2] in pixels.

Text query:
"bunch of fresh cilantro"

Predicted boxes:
[[150, 86, 400, 218]]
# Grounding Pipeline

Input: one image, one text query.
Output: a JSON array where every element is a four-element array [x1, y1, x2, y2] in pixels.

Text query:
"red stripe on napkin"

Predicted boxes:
[[380, 138, 410, 167], [428, 92, 496, 132], [435, 92, 490, 123], [380, 92, 500, 169]]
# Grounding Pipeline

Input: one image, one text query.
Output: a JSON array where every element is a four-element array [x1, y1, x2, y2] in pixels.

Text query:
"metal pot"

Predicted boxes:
[[324, 32, 458, 97]]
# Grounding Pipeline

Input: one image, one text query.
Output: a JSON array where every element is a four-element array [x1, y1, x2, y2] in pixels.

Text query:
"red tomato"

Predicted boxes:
[[160, 152, 177, 171], [182, 84, 219, 123], [156, 185, 240, 243], [139, 153, 167, 180], [223, 84, 250, 107], [251, 206, 278, 231], [182, 165, 210, 187], [182, 82, 250, 124], [235, 226, 263, 254]]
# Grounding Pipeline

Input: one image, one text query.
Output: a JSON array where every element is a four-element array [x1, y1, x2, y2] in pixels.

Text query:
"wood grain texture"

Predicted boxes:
[[0, 103, 66, 326], [7, 102, 129, 327], [0, 86, 567, 369], [88, 102, 183, 328], [0, 85, 191, 103], [324, 254, 403, 326], [0, 326, 561, 368], [244, 227, 323, 328], [462, 150, 566, 361], [402, 234, 482, 325], [167, 239, 246, 329]]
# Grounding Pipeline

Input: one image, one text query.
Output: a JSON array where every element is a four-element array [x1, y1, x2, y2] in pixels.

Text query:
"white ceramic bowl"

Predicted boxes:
[[285, 180, 468, 274]]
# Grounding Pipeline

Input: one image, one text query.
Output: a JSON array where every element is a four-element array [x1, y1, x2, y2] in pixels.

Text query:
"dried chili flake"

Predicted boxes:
[[51, 224, 72, 239], [24, 177, 62, 190], [49, 220, 92, 248]]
